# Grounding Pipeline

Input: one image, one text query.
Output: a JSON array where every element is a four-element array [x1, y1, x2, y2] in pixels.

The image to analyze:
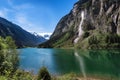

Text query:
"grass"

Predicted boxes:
[[0, 71, 119, 80], [0, 69, 37, 80], [0, 76, 7, 80]]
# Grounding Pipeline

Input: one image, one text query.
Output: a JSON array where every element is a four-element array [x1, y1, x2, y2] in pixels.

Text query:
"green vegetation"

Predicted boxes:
[[0, 36, 35, 80], [52, 73, 77, 80], [38, 67, 51, 80], [0, 36, 18, 75], [40, 30, 120, 49], [53, 31, 74, 48], [75, 32, 120, 49], [52, 25, 75, 48], [39, 30, 74, 49]]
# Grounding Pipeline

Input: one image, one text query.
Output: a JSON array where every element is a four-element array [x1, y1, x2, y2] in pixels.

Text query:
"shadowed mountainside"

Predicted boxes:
[[0, 17, 46, 47]]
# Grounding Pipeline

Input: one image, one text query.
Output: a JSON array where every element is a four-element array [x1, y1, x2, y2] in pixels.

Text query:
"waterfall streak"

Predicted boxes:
[[74, 11, 85, 43]]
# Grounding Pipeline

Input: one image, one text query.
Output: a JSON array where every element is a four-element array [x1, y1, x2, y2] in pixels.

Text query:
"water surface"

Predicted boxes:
[[19, 48, 120, 78]]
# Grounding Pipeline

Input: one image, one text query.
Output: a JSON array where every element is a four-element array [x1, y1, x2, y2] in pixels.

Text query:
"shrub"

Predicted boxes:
[[0, 36, 19, 75], [83, 32, 90, 38], [88, 35, 99, 45], [37, 67, 51, 80], [105, 34, 120, 43]]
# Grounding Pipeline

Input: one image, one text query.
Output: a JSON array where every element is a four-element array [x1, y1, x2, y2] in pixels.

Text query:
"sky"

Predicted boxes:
[[0, 0, 77, 33]]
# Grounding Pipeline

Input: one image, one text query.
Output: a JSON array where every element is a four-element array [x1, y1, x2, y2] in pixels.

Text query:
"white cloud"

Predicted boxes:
[[15, 13, 33, 29], [0, 11, 6, 18], [3, 0, 38, 32], [0, 8, 10, 18], [38, 33, 52, 36], [38, 33, 52, 39], [14, 13, 45, 33]]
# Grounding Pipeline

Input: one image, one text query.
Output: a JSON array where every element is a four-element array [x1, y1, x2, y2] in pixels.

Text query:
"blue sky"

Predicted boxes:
[[0, 0, 77, 33]]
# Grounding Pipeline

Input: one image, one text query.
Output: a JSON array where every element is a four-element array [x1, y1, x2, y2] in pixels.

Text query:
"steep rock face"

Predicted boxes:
[[0, 17, 46, 47], [39, 0, 120, 49]]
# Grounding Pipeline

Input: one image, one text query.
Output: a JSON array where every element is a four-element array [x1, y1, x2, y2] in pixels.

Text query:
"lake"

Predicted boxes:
[[19, 48, 120, 78]]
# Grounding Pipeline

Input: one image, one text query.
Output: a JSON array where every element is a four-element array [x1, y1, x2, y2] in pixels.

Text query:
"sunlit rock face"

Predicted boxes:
[[51, 0, 89, 39], [39, 0, 120, 48]]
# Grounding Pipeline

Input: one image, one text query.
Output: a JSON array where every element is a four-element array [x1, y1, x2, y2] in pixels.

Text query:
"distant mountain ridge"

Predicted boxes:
[[38, 33, 52, 40], [0, 17, 46, 47], [31, 32, 52, 40]]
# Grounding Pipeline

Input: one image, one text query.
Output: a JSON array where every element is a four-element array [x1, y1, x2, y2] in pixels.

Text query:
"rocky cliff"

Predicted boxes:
[[0, 17, 46, 47], [39, 0, 120, 49]]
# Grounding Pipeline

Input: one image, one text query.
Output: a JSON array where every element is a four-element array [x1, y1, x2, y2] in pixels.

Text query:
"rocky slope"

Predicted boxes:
[[39, 0, 120, 49], [0, 17, 46, 47]]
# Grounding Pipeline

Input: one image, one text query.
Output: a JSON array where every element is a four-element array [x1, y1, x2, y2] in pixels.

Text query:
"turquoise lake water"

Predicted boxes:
[[19, 48, 120, 78]]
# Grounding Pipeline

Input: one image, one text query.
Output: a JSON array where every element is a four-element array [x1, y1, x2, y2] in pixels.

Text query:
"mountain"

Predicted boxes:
[[43, 34, 50, 39], [31, 32, 43, 37], [31, 32, 51, 40], [0, 17, 46, 47], [38, 33, 52, 40], [39, 0, 120, 49]]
